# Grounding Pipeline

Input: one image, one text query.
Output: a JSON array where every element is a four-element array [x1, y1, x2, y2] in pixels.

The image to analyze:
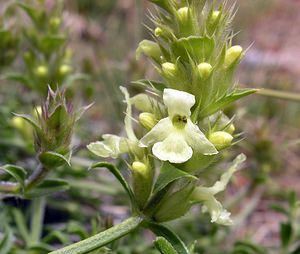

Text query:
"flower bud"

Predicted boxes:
[[130, 94, 164, 115], [209, 131, 233, 150], [177, 7, 189, 24], [211, 11, 220, 23], [11, 116, 32, 141], [154, 27, 163, 37], [224, 46, 243, 68], [197, 62, 213, 80], [132, 161, 147, 175], [32, 106, 42, 119], [59, 64, 72, 76], [35, 65, 48, 77], [136, 40, 161, 62], [162, 62, 177, 80], [50, 17, 61, 30], [131, 160, 153, 209], [139, 112, 157, 130]]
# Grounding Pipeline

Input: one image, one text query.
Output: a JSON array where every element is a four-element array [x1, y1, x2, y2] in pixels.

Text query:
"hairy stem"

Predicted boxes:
[[49, 216, 143, 254]]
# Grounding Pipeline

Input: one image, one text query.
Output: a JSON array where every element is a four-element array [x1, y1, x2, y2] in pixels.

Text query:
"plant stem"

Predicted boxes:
[[25, 164, 50, 191], [49, 216, 143, 254], [256, 88, 300, 102], [30, 197, 46, 244]]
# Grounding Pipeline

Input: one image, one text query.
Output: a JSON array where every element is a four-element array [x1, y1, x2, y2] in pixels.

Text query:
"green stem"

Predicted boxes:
[[256, 88, 300, 102], [30, 197, 46, 244], [25, 165, 50, 191], [49, 216, 143, 254]]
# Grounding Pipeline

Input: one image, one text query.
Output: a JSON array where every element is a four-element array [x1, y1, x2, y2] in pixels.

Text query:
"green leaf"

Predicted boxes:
[[63, 73, 90, 89], [154, 237, 179, 254], [149, 0, 174, 13], [67, 221, 88, 240], [0, 226, 13, 254], [200, 88, 258, 118], [28, 243, 55, 253], [48, 216, 142, 254], [280, 222, 293, 247], [16, 2, 40, 24], [0, 164, 27, 187], [2, 73, 31, 88], [132, 79, 166, 92], [90, 162, 137, 210], [143, 221, 190, 254], [288, 191, 298, 209], [154, 162, 197, 194], [43, 230, 70, 245], [171, 36, 214, 62], [232, 241, 267, 254], [39, 151, 71, 169], [25, 179, 70, 198], [270, 204, 289, 216], [12, 208, 31, 246]]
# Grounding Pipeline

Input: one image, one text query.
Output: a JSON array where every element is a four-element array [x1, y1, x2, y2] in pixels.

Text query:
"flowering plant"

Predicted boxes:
[[0, 0, 264, 253], [50, 0, 256, 253]]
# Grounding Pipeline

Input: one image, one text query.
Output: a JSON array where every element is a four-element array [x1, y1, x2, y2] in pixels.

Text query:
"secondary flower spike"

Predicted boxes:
[[139, 89, 218, 163]]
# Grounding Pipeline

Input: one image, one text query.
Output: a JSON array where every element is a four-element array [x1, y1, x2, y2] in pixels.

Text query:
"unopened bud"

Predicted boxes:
[[197, 62, 213, 80], [211, 11, 220, 23], [131, 160, 153, 209], [50, 17, 61, 30], [59, 64, 72, 75], [11, 117, 25, 130], [162, 62, 177, 79], [136, 40, 161, 62], [35, 65, 48, 77], [224, 46, 243, 68], [139, 112, 157, 130], [209, 131, 233, 150], [177, 7, 189, 24], [132, 161, 147, 175], [11, 116, 32, 141], [154, 27, 163, 37], [33, 106, 42, 119]]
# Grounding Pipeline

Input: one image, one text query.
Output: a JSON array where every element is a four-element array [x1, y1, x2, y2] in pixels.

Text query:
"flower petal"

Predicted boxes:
[[163, 89, 195, 117], [120, 86, 138, 142], [87, 134, 129, 159], [152, 133, 193, 163], [185, 120, 218, 155], [202, 196, 233, 225], [207, 153, 246, 195], [191, 154, 246, 225], [139, 117, 173, 147]]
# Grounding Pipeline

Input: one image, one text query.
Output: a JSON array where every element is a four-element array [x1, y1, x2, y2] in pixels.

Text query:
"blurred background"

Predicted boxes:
[[0, 0, 300, 253]]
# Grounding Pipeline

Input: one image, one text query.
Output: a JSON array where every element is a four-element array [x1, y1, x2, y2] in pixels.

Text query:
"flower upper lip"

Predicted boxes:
[[139, 88, 218, 163]]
